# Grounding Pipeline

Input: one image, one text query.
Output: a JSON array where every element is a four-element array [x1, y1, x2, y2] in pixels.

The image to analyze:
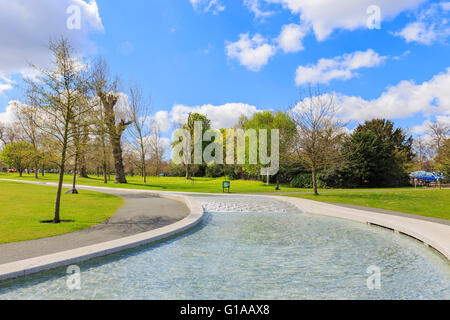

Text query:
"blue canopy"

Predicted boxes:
[[409, 171, 444, 182]]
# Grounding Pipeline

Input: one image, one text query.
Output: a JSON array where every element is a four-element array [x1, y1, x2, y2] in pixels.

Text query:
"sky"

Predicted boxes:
[[0, 0, 450, 146]]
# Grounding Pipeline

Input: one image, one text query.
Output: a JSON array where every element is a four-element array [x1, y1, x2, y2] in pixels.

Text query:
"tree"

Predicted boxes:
[[435, 138, 450, 178], [13, 102, 43, 179], [92, 58, 132, 184], [413, 136, 433, 171], [0, 121, 22, 148], [127, 82, 152, 183], [149, 124, 166, 176], [342, 130, 379, 186], [241, 111, 297, 184], [290, 88, 345, 195], [24, 37, 91, 223], [0, 141, 35, 176], [90, 91, 111, 184], [344, 119, 414, 187], [174, 112, 211, 179], [427, 120, 450, 151], [68, 111, 91, 192], [77, 123, 90, 179]]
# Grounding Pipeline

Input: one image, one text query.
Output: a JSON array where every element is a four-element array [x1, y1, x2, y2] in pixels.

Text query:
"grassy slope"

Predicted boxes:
[[285, 190, 450, 220], [0, 181, 124, 244], [0, 172, 414, 194]]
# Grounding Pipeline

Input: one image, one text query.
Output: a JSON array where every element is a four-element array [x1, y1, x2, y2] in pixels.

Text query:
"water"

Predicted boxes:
[[0, 196, 448, 299]]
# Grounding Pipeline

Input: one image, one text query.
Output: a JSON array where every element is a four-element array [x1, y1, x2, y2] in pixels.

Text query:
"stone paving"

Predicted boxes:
[[195, 195, 302, 213]]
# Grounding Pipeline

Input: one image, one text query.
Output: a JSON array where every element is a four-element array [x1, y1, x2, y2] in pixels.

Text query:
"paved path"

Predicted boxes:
[[332, 203, 450, 226], [250, 188, 448, 195], [0, 188, 189, 265]]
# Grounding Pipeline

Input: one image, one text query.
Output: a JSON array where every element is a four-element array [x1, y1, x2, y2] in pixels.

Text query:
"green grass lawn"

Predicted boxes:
[[285, 189, 450, 220], [0, 172, 415, 194], [0, 180, 124, 244]]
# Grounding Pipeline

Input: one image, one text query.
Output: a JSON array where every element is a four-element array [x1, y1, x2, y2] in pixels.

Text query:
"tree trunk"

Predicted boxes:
[[35, 163, 39, 179], [141, 145, 146, 183], [53, 123, 69, 223], [78, 165, 88, 178], [72, 152, 78, 190], [312, 169, 318, 195], [102, 137, 108, 184], [54, 167, 64, 223], [78, 148, 88, 178], [111, 135, 127, 183], [185, 164, 190, 179], [100, 93, 130, 184]]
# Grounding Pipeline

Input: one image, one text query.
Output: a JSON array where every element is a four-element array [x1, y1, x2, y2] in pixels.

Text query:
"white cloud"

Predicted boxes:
[[295, 49, 386, 85], [189, 0, 225, 14], [0, 83, 12, 95], [266, 0, 424, 40], [0, 0, 103, 81], [395, 22, 438, 45], [411, 115, 450, 134], [148, 103, 262, 138], [0, 76, 15, 95], [394, 2, 450, 45], [152, 110, 171, 132], [292, 68, 450, 126], [393, 50, 411, 61], [0, 101, 20, 124], [169, 103, 262, 129], [442, 2, 450, 11], [335, 68, 450, 121], [277, 23, 307, 53], [226, 33, 276, 71], [244, 0, 274, 19]]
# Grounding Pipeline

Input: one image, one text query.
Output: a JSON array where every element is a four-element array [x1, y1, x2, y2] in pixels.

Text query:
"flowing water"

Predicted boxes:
[[0, 196, 448, 299]]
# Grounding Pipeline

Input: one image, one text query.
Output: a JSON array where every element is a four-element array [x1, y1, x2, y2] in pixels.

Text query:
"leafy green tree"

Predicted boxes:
[[344, 119, 414, 187], [173, 112, 211, 179], [1, 141, 36, 176], [241, 111, 297, 184]]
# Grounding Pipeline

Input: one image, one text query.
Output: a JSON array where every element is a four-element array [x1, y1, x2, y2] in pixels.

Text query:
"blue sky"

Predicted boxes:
[[0, 0, 449, 140]]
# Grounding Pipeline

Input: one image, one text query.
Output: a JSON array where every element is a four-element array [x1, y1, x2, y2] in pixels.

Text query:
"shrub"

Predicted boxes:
[[205, 163, 223, 178], [290, 172, 327, 189]]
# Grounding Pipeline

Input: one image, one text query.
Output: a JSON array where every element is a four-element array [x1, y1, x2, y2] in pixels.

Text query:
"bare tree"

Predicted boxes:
[[0, 122, 7, 148], [149, 124, 166, 176], [77, 123, 90, 178], [127, 82, 152, 183], [413, 136, 433, 171], [290, 87, 345, 195], [0, 121, 22, 147], [24, 37, 91, 223], [427, 120, 450, 151], [90, 94, 111, 184], [68, 111, 91, 193], [13, 102, 43, 179], [92, 58, 132, 184]]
